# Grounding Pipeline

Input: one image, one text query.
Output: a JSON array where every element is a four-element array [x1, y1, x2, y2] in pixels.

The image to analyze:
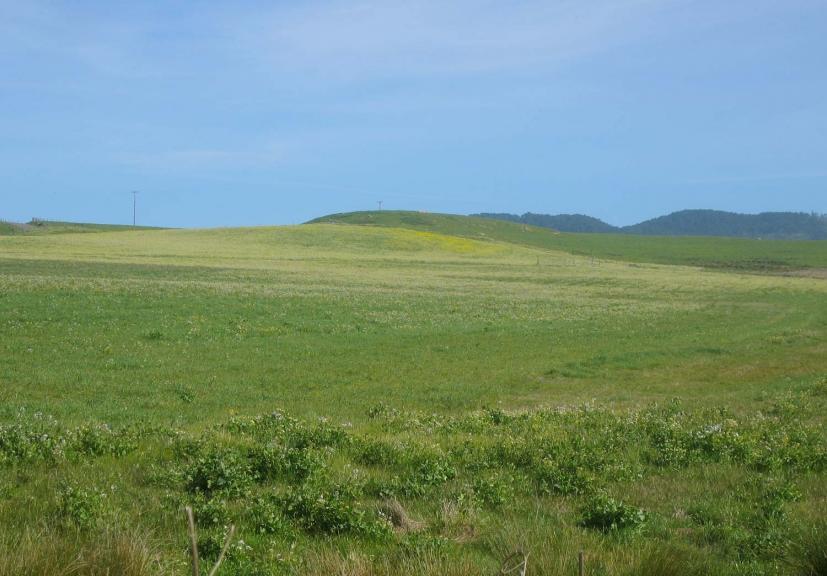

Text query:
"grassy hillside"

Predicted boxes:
[[311, 210, 827, 271], [474, 212, 619, 233], [1, 223, 826, 575], [0, 219, 164, 235]]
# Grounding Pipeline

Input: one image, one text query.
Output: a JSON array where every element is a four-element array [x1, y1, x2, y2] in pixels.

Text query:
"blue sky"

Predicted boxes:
[[1, 1, 825, 227]]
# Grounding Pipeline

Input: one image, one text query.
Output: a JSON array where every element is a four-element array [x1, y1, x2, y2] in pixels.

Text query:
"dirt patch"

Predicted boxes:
[[781, 268, 827, 279]]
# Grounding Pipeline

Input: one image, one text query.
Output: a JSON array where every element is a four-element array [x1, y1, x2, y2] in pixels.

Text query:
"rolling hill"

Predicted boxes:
[[309, 210, 827, 271], [0, 219, 164, 235], [475, 212, 617, 233], [474, 209, 827, 240]]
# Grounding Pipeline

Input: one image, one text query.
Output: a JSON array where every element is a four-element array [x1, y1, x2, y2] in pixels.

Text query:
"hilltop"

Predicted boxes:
[[475, 212, 617, 233], [474, 209, 827, 240], [309, 210, 827, 271]]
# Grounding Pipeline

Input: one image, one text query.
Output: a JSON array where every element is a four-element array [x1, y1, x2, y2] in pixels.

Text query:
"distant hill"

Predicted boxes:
[[476, 212, 617, 233], [473, 209, 827, 240], [0, 219, 164, 235], [623, 210, 827, 239]]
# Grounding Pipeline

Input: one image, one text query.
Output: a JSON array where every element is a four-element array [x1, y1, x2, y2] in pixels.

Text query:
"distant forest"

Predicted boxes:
[[473, 209, 827, 240]]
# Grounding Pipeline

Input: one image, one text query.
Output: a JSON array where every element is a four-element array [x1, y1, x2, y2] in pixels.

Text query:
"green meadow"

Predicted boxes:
[[0, 214, 825, 575], [313, 211, 827, 271]]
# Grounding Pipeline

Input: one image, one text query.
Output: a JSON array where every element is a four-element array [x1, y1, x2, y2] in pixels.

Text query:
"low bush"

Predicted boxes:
[[192, 494, 231, 527], [185, 446, 253, 496], [580, 493, 647, 534], [249, 443, 324, 483], [56, 482, 107, 530], [470, 473, 513, 508], [280, 481, 389, 537], [248, 495, 294, 536]]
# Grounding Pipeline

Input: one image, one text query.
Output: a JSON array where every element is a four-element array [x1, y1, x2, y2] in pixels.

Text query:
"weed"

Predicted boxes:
[[280, 481, 390, 537], [192, 494, 231, 527], [580, 493, 647, 534], [185, 446, 253, 496], [56, 481, 107, 530], [249, 443, 324, 484], [248, 495, 294, 536]]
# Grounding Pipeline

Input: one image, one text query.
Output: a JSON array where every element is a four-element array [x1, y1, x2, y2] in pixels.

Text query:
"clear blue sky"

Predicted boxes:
[[2, 1, 825, 227]]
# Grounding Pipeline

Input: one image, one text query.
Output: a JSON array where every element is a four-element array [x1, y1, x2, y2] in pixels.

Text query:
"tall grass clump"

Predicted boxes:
[[789, 521, 827, 576]]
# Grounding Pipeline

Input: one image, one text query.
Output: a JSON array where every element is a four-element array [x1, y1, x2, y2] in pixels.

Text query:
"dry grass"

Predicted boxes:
[[307, 547, 486, 576], [378, 499, 425, 533], [0, 528, 172, 576]]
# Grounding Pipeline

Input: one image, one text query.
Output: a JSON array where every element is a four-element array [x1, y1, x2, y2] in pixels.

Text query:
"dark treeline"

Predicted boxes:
[[473, 209, 827, 240]]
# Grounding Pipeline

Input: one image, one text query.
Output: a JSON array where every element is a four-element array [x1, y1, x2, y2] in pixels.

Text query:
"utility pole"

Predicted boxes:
[[377, 200, 383, 211], [131, 191, 138, 226]]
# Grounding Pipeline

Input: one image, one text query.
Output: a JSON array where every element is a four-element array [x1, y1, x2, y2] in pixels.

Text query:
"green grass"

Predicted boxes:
[[0, 219, 164, 235], [312, 211, 827, 271], [0, 221, 825, 575]]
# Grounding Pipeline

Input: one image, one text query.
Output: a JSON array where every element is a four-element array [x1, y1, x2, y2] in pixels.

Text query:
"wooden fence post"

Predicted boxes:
[[185, 506, 200, 576]]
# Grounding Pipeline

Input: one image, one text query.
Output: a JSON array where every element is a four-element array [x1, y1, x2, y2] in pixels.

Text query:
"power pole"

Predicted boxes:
[[131, 191, 138, 226], [377, 200, 383, 211]]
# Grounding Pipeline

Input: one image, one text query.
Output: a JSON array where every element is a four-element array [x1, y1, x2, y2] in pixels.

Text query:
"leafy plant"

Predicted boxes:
[[186, 446, 253, 496], [279, 481, 389, 538], [580, 493, 647, 534], [56, 482, 107, 529]]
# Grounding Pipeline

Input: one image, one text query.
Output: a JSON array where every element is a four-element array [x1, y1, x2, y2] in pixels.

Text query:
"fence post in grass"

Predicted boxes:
[[207, 524, 236, 576], [186, 506, 200, 576], [499, 550, 528, 576], [578, 550, 585, 576]]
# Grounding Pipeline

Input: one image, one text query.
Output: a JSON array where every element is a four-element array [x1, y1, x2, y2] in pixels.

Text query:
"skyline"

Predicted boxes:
[[2, 1, 826, 228]]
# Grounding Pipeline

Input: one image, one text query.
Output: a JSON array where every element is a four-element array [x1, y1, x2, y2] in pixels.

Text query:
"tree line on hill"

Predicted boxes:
[[472, 209, 827, 240]]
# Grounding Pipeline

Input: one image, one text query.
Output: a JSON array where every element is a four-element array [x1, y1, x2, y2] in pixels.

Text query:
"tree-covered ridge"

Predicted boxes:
[[624, 210, 827, 239], [474, 209, 827, 239]]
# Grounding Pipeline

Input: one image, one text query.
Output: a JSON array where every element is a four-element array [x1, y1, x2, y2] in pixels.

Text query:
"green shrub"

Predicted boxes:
[[0, 410, 64, 463], [224, 411, 349, 450], [248, 495, 293, 536], [56, 482, 106, 529], [279, 481, 389, 537], [533, 459, 595, 496], [249, 444, 324, 483], [70, 424, 138, 457], [197, 525, 252, 562], [580, 493, 647, 534], [471, 473, 513, 507], [353, 438, 402, 466], [186, 447, 253, 496], [192, 495, 231, 527]]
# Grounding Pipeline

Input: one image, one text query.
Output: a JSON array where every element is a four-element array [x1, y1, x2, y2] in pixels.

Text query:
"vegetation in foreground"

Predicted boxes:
[[1, 389, 825, 575], [1, 219, 825, 574]]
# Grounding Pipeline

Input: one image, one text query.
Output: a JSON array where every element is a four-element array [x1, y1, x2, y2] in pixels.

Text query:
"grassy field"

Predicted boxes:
[[0, 219, 825, 575], [312, 211, 827, 271], [0, 219, 164, 236]]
